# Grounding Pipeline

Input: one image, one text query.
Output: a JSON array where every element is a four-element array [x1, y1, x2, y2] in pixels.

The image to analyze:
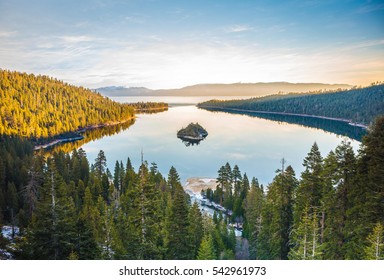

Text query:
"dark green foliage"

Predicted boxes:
[[244, 178, 264, 259], [1, 115, 384, 260], [188, 202, 204, 259], [197, 235, 215, 260], [177, 122, 208, 139], [258, 166, 297, 259], [344, 116, 384, 259], [199, 84, 384, 125], [167, 183, 191, 259]]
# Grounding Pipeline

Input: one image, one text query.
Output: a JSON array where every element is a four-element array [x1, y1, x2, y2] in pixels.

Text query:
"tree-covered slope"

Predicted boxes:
[[198, 84, 384, 125], [0, 70, 135, 138]]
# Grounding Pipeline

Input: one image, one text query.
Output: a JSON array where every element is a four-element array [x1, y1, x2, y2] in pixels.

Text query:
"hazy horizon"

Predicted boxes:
[[1, 0, 383, 89]]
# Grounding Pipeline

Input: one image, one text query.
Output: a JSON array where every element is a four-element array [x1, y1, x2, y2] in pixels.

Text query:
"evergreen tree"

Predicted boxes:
[[167, 183, 190, 259], [345, 116, 384, 259], [74, 217, 101, 259], [295, 143, 324, 220], [6, 182, 18, 238], [167, 166, 181, 195], [94, 150, 107, 179], [323, 140, 356, 259], [258, 165, 297, 259], [197, 235, 215, 260], [289, 206, 322, 260], [244, 177, 264, 259], [188, 202, 203, 259], [21, 159, 77, 259], [364, 222, 384, 260]]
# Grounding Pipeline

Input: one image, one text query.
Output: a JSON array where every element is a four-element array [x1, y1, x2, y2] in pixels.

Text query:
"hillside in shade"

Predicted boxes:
[[198, 84, 384, 125]]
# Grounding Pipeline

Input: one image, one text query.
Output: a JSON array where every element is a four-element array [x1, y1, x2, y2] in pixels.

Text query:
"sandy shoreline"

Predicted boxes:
[[184, 177, 217, 193]]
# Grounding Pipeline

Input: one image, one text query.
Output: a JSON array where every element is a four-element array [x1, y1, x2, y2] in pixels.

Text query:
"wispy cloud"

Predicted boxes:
[[0, 31, 17, 37], [124, 15, 145, 24], [357, 2, 384, 13], [334, 39, 384, 52], [56, 35, 96, 44], [225, 24, 253, 33]]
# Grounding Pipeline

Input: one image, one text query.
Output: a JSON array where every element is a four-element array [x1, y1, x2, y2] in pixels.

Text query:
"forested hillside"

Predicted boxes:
[[0, 70, 135, 138], [1, 116, 383, 260], [199, 84, 384, 125], [0, 141, 236, 260]]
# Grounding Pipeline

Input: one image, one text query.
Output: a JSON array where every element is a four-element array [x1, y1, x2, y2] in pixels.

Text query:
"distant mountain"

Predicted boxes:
[[97, 82, 353, 97], [97, 86, 154, 96]]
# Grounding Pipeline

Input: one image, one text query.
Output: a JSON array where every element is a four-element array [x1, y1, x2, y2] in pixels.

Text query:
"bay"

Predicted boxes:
[[77, 96, 363, 186]]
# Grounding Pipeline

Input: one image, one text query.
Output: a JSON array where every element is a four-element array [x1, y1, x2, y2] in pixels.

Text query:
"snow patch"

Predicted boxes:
[[1, 225, 20, 240], [200, 178, 216, 184]]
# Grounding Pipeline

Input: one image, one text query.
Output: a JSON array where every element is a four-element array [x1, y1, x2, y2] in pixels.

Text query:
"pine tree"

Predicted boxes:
[[22, 158, 77, 259], [295, 143, 324, 220], [364, 222, 384, 260], [167, 183, 190, 259], [188, 202, 203, 259], [291, 143, 324, 259], [73, 217, 101, 259], [244, 177, 264, 259], [94, 150, 107, 179], [323, 140, 356, 259], [289, 206, 322, 260], [6, 182, 18, 238], [258, 165, 297, 259], [167, 166, 180, 195], [197, 235, 215, 260], [345, 116, 384, 259]]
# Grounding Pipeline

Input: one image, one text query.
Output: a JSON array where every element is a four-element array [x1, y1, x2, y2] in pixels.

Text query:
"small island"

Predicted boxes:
[[177, 122, 208, 146]]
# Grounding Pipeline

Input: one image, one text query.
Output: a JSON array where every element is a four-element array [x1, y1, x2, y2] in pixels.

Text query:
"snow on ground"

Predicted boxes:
[[1, 226, 19, 240]]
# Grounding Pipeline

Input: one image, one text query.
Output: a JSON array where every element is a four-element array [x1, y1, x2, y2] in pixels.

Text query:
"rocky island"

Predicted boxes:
[[177, 123, 208, 146]]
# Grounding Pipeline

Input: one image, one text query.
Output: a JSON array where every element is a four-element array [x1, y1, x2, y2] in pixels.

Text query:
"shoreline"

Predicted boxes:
[[33, 117, 135, 151], [198, 105, 368, 129], [134, 106, 169, 113], [33, 105, 168, 151]]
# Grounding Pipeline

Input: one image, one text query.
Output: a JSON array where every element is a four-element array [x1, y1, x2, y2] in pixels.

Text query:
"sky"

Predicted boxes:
[[0, 0, 383, 89]]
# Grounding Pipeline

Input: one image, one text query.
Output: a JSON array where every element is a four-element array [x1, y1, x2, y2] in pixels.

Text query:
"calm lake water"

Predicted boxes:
[[80, 96, 363, 186]]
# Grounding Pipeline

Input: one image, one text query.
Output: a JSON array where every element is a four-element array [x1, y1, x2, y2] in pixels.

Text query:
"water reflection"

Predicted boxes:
[[38, 119, 135, 155], [200, 108, 367, 141], [178, 137, 206, 146], [78, 105, 361, 185]]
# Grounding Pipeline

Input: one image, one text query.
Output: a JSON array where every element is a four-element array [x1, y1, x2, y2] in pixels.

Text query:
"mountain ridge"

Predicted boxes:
[[96, 82, 353, 97]]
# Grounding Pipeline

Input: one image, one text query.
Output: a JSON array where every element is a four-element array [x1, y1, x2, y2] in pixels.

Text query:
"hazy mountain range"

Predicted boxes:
[[96, 82, 353, 97]]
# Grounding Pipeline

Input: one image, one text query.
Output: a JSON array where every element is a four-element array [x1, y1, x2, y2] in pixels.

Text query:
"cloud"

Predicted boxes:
[[56, 35, 95, 43], [341, 39, 384, 51], [1, 31, 382, 89], [357, 2, 384, 13], [225, 24, 253, 33], [0, 31, 17, 37]]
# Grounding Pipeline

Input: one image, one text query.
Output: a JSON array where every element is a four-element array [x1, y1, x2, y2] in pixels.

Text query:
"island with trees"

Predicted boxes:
[[177, 123, 208, 146]]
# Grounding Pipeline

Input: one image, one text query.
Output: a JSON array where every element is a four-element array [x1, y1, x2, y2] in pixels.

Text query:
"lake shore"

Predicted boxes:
[[34, 117, 135, 151], [198, 106, 368, 129]]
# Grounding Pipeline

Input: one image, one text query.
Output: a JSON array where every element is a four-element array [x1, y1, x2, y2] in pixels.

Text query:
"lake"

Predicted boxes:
[[78, 96, 363, 186]]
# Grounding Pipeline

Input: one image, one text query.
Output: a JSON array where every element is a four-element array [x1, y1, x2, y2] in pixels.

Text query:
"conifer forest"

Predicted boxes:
[[0, 70, 383, 260]]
